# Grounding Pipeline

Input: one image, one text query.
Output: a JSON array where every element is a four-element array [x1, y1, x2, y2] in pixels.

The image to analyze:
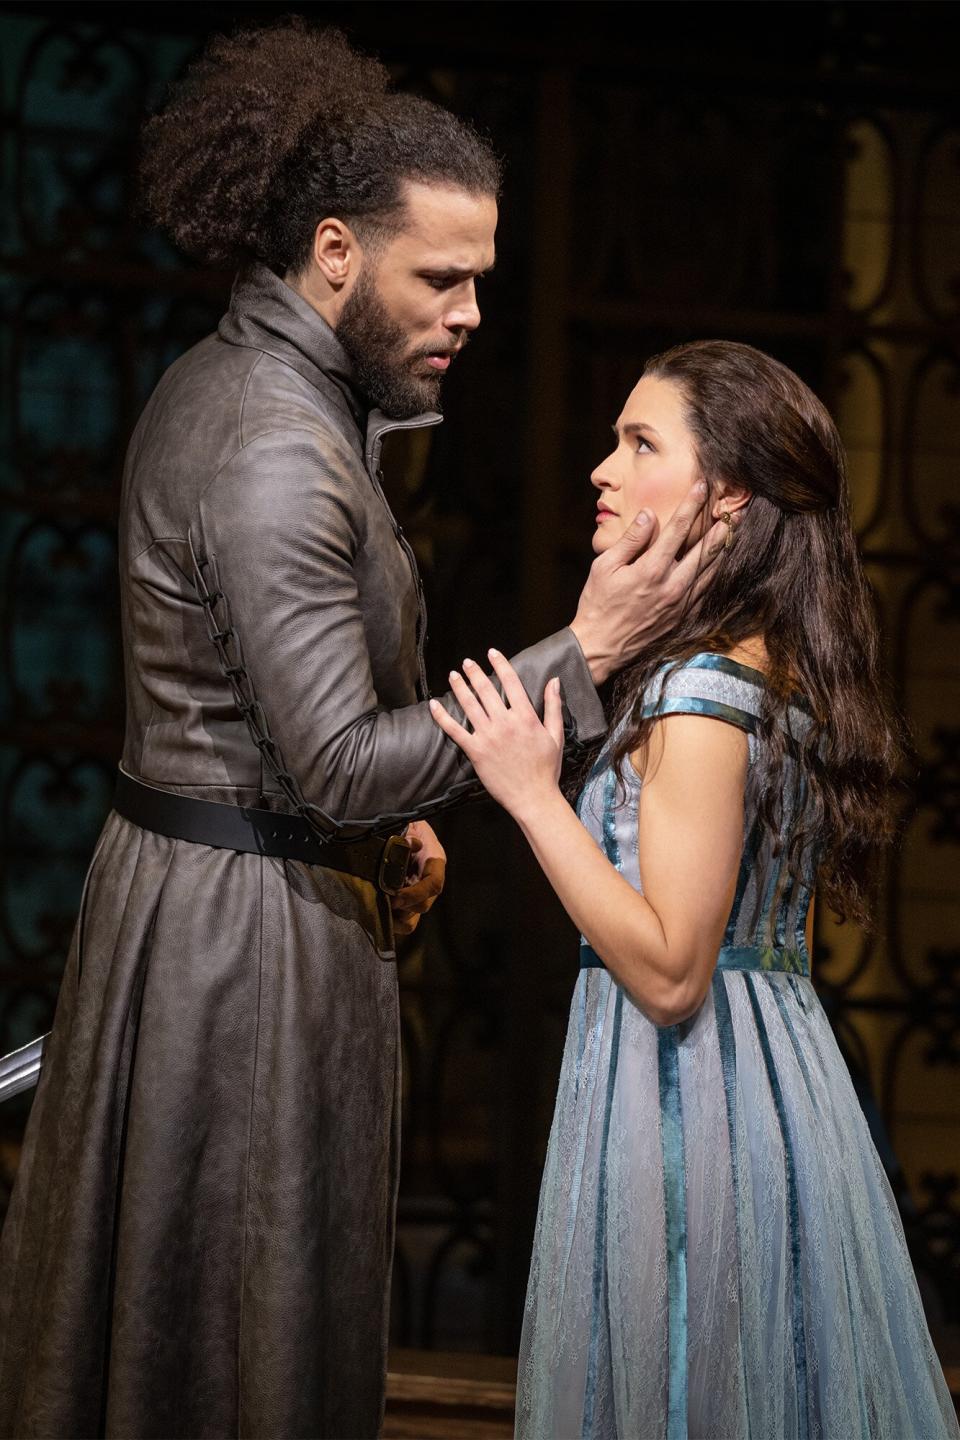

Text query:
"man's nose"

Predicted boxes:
[[444, 284, 481, 333]]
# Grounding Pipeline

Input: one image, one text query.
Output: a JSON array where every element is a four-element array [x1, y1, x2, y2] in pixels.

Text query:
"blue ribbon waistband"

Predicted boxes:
[[579, 942, 809, 978]]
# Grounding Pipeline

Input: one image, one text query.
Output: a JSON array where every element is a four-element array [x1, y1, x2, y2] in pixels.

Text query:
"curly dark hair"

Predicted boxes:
[[603, 340, 907, 929], [140, 18, 502, 270]]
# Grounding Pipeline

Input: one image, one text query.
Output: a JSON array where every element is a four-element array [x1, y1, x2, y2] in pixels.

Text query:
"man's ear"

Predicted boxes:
[[711, 482, 751, 519], [312, 217, 360, 292]]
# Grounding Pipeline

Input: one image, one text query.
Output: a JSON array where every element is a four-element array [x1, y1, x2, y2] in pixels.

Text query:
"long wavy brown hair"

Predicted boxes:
[[603, 340, 906, 927]]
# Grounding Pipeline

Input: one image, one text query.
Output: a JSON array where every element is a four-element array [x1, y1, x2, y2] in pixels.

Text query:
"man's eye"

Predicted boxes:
[[426, 276, 456, 291]]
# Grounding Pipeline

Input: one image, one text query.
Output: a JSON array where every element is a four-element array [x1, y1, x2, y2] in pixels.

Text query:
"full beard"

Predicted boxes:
[[337, 268, 447, 420]]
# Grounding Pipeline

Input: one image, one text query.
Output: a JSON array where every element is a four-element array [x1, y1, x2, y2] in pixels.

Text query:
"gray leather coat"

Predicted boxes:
[[0, 263, 605, 1440]]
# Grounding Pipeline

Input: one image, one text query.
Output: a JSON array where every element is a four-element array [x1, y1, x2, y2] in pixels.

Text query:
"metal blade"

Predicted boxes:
[[0, 1034, 47, 1103]]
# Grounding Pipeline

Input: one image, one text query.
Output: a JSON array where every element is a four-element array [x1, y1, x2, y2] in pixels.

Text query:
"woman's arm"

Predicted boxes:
[[431, 651, 748, 1027]]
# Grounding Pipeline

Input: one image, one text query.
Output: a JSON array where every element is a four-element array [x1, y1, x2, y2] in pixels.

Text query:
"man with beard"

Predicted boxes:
[[0, 21, 729, 1440]]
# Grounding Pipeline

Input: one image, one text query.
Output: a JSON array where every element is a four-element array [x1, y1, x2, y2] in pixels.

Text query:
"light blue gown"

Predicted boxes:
[[516, 655, 958, 1440]]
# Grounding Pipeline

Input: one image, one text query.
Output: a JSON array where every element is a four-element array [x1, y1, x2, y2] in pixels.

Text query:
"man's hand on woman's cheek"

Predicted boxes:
[[569, 480, 740, 684]]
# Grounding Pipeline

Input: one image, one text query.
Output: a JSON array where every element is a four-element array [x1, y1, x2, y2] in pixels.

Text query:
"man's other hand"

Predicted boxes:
[[390, 820, 447, 938]]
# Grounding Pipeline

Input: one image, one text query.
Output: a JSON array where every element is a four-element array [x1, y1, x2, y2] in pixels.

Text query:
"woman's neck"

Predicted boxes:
[[722, 636, 770, 673]]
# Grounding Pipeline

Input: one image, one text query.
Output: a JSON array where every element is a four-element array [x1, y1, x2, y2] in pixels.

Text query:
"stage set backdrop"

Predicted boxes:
[[0, 0, 957, 1360]]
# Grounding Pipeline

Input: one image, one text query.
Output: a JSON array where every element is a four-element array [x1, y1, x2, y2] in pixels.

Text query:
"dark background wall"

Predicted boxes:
[[1, 0, 958, 1364]]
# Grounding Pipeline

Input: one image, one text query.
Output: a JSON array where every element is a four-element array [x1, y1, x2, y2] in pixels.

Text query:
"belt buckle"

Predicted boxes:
[[378, 834, 412, 896]]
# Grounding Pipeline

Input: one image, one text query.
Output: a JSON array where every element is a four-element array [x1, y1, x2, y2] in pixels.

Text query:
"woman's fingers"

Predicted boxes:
[[543, 676, 564, 750], [429, 696, 475, 754], [461, 657, 507, 716], [435, 654, 548, 763], [448, 666, 487, 730], [486, 648, 534, 712]]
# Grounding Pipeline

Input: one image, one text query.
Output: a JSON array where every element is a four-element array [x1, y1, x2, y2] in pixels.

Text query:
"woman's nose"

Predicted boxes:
[[590, 453, 619, 489]]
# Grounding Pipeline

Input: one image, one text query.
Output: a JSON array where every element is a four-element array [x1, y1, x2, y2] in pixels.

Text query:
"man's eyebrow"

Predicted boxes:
[[613, 420, 662, 439], [419, 260, 496, 279]]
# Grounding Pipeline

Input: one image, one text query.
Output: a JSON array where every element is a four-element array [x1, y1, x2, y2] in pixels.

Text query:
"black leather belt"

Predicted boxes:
[[113, 767, 413, 894]]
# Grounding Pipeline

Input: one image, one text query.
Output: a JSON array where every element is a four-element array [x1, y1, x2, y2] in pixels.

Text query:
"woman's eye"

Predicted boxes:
[[636, 437, 654, 454]]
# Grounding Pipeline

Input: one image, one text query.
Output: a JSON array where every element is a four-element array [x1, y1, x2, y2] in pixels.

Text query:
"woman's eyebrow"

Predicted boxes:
[[613, 421, 663, 439]]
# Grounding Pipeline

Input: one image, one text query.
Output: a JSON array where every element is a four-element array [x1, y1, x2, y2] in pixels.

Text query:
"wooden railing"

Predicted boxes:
[[384, 1350, 516, 1439]]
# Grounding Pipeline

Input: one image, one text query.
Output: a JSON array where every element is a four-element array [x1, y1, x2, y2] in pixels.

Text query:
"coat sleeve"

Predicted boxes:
[[193, 428, 606, 834]]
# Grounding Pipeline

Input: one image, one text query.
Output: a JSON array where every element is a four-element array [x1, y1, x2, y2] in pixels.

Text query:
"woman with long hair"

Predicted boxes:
[[431, 341, 958, 1439]]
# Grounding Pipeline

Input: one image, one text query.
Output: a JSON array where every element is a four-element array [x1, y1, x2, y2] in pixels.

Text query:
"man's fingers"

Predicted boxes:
[[650, 480, 709, 560], [400, 858, 446, 901], [672, 513, 738, 593], [671, 522, 720, 588], [393, 882, 441, 916], [393, 859, 446, 914], [602, 508, 655, 565], [702, 510, 741, 557], [419, 855, 447, 891]]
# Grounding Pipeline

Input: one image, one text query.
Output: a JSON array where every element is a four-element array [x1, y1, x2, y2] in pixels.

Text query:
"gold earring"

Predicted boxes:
[[718, 510, 734, 549]]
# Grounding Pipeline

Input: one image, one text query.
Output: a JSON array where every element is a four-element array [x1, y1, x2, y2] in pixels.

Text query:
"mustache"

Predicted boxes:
[[409, 333, 470, 362]]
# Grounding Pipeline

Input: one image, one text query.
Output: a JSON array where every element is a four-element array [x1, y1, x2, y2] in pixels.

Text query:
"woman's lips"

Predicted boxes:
[[596, 505, 616, 523]]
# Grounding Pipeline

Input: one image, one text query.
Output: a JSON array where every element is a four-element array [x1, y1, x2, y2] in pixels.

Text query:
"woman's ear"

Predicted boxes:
[[711, 482, 751, 519]]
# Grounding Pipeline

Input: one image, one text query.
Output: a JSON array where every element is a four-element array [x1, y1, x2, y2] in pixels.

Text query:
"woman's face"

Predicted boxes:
[[591, 373, 705, 553]]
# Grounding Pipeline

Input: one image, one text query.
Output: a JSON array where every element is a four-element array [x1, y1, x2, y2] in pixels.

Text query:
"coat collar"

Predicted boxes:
[[219, 262, 442, 456], [219, 262, 366, 428]]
